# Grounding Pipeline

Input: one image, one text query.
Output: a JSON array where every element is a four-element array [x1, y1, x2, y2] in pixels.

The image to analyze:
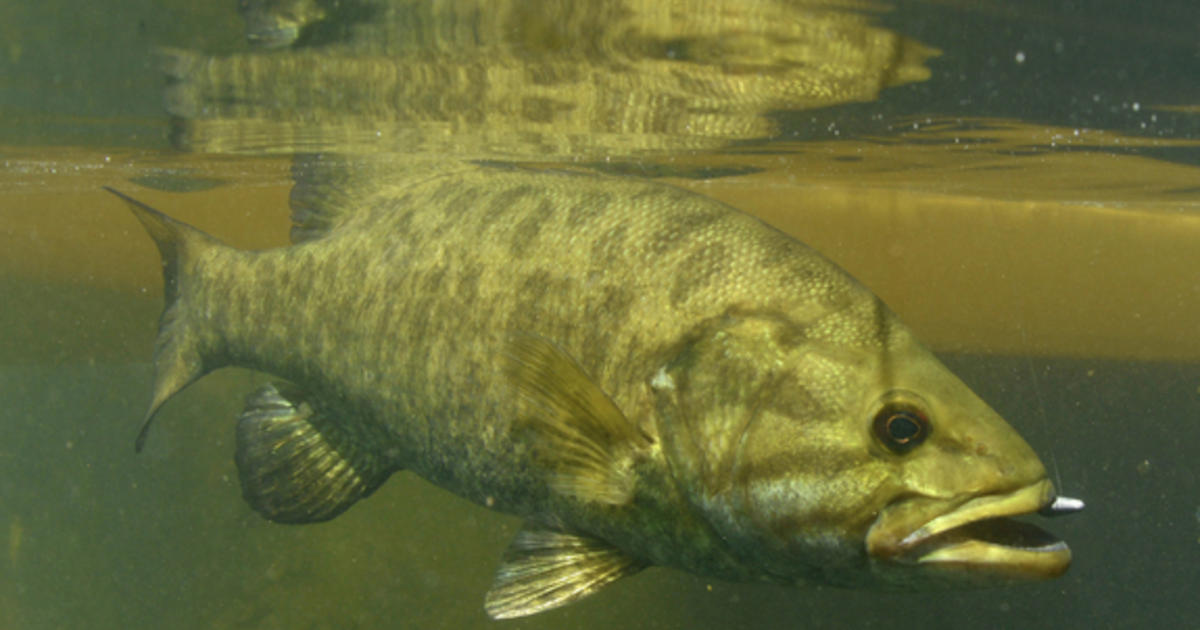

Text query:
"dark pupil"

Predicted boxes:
[[887, 413, 922, 442], [873, 404, 929, 454]]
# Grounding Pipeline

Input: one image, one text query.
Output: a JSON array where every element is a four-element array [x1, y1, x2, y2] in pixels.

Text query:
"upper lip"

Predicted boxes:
[[898, 481, 1054, 551]]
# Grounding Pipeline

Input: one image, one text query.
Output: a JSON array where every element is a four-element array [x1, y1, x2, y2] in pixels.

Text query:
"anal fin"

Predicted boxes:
[[235, 383, 393, 524], [485, 523, 645, 619]]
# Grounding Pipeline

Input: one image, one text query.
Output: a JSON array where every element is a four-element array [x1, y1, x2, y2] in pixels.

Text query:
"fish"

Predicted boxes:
[[238, 0, 330, 49], [166, 0, 938, 158], [108, 157, 1079, 618]]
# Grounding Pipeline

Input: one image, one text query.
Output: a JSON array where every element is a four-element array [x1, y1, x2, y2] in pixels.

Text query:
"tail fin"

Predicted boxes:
[[105, 187, 222, 452]]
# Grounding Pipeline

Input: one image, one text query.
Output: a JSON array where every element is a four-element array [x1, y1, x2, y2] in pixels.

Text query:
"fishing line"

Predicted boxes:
[[1020, 326, 1064, 494]]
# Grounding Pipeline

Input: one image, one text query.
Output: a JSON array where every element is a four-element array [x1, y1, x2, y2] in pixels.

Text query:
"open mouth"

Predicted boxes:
[[911, 515, 1066, 555], [869, 480, 1081, 580]]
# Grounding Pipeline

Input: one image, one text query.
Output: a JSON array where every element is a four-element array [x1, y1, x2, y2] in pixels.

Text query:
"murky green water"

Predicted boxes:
[[2, 1, 1198, 629]]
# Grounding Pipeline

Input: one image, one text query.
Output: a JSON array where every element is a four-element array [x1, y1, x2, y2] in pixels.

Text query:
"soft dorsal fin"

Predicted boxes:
[[289, 153, 369, 243], [235, 383, 395, 523], [485, 522, 645, 619], [504, 333, 652, 506], [289, 154, 476, 243]]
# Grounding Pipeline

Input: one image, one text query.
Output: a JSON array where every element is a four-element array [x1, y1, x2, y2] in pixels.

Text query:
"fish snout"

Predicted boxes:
[[866, 480, 1075, 584]]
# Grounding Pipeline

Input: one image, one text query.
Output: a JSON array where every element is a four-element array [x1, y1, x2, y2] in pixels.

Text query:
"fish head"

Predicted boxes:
[[652, 308, 1071, 587]]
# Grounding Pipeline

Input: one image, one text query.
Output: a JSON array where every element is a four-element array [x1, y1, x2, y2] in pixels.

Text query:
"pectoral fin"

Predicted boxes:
[[235, 383, 394, 524], [503, 334, 652, 505], [485, 523, 645, 619]]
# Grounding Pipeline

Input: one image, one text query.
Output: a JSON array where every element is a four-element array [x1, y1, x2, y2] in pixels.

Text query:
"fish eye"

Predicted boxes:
[[872, 404, 930, 454]]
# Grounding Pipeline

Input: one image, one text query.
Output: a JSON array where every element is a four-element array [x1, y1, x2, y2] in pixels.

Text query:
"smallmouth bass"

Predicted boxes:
[[109, 159, 1079, 618]]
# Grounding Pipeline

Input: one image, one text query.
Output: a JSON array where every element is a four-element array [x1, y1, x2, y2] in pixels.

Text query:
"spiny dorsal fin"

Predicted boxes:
[[485, 523, 645, 619], [235, 383, 395, 523], [504, 334, 652, 506]]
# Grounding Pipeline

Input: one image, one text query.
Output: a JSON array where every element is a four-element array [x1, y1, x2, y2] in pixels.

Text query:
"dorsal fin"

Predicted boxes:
[[289, 153, 369, 243], [289, 154, 483, 243]]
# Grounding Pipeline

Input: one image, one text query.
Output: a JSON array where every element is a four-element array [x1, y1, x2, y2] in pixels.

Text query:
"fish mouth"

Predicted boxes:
[[867, 480, 1076, 581]]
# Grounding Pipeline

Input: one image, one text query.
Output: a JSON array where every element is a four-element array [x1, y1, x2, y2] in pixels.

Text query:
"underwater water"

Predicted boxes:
[[2, 1, 1198, 629]]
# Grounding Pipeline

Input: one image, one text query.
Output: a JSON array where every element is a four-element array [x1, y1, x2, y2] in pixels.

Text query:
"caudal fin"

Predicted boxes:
[[105, 187, 222, 452]]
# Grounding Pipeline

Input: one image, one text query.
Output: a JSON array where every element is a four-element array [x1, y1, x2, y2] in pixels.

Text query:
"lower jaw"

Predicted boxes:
[[913, 538, 1072, 581]]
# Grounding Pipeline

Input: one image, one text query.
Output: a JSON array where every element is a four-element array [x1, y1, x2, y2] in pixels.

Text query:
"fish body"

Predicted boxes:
[[169, 0, 938, 157], [111, 159, 1073, 618], [238, 0, 330, 49]]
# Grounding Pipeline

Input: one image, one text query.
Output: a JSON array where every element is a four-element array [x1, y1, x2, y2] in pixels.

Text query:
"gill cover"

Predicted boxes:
[[649, 312, 876, 579]]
